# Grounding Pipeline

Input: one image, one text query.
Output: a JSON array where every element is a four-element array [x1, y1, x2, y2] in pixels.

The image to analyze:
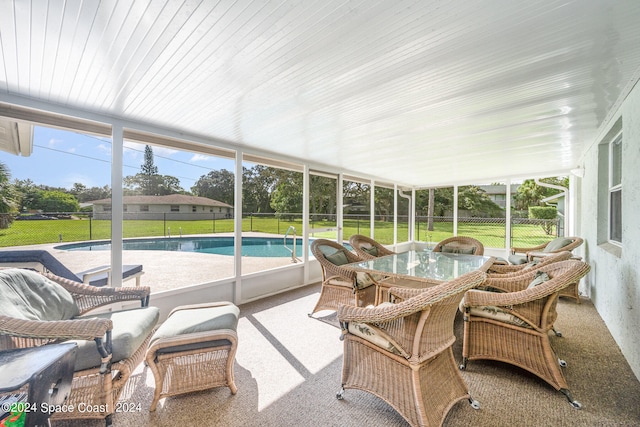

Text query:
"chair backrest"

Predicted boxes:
[[488, 251, 573, 276], [310, 239, 361, 281], [432, 236, 484, 256], [542, 237, 583, 253], [0, 268, 80, 322], [348, 234, 395, 260], [386, 270, 487, 359], [476, 259, 590, 328]]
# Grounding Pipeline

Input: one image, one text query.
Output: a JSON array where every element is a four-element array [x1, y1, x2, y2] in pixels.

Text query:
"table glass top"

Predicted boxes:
[[349, 250, 493, 282]]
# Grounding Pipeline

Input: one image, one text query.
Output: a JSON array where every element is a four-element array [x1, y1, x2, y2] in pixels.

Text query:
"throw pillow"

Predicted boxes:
[[441, 244, 476, 255], [527, 271, 550, 288], [325, 250, 349, 266], [543, 237, 574, 253], [362, 246, 378, 256]]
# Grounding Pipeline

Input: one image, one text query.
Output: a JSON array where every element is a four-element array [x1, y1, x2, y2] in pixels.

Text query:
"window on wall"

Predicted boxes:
[[609, 132, 622, 244]]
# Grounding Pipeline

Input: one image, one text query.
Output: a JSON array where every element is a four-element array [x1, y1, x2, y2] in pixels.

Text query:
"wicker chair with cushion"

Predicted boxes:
[[336, 270, 487, 427], [310, 239, 379, 315], [348, 234, 396, 260], [488, 250, 584, 303], [508, 236, 583, 265], [0, 268, 159, 426], [487, 251, 573, 276], [432, 236, 484, 256], [459, 259, 590, 408]]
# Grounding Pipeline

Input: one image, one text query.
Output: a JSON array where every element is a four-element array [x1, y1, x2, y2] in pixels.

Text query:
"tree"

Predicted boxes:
[[269, 170, 303, 218], [528, 206, 558, 235], [70, 183, 111, 202], [513, 177, 568, 211], [242, 165, 276, 213], [123, 145, 185, 196], [457, 185, 503, 217], [373, 187, 394, 221], [31, 190, 80, 212], [0, 162, 19, 228], [192, 169, 235, 205]]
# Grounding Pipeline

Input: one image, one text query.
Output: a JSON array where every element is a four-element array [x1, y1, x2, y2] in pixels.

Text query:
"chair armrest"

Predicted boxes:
[[462, 288, 539, 308], [79, 265, 112, 284], [43, 272, 151, 314], [511, 242, 547, 254], [487, 263, 524, 274], [481, 272, 535, 293], [388, 286, 428, 301], [337, 301, 408, 324], [0, 315, 112, 341], [526, 251, 551, 261]]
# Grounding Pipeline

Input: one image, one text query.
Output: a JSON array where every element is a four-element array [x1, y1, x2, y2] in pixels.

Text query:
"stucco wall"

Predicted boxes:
[[579, 80, 640, 381]]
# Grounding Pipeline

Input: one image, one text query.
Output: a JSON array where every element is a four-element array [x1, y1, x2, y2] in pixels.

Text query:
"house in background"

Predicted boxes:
[[478, 184, 520, 209], [91, 195, 233, 220]]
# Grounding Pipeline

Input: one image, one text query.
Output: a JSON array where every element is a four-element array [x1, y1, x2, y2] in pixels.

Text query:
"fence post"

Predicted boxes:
[[164, 213, 167, 237], [89, 213, 92, 240]]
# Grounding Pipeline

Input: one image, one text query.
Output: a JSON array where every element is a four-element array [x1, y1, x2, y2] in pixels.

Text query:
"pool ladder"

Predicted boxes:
[[284, 226, 300, 263]]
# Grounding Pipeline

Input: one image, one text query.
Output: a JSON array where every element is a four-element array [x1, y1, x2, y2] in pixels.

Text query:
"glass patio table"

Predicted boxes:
[[347, 250, 495, 304]]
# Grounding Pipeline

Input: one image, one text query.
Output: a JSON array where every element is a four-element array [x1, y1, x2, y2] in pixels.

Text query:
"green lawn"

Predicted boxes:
[[0, 217, 554, 248]]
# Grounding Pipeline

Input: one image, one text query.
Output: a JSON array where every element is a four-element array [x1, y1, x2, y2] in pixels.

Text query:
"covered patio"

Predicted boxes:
[[1, 1, 640, 425]]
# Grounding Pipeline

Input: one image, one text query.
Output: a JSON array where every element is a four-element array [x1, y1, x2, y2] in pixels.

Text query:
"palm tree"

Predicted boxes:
[[0, 161, 18, 229]]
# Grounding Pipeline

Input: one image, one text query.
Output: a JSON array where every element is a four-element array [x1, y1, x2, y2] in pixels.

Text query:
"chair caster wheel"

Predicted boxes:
[[570, 400, 582, 409], [336, 387, 345, 400], [469, 398, 480, 410]]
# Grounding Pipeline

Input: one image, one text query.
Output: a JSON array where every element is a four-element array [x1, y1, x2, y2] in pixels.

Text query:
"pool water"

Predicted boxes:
[[55, 236, 310, 258]]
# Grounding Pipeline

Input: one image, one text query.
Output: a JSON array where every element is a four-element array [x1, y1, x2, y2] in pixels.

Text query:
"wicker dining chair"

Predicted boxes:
[[487, 250, 583, 303], [336, 270, 487, 427], [432, 236, 484, 256], [309, 239, 378, 315], [0, 268, 158, 426], [508, 236, 584, 265], [487, 251, 573, 276], [348, 234, 396, 260], [459, 259, 591, 408]]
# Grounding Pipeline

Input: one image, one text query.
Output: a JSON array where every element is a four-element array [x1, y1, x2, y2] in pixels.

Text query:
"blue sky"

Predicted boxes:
[[0, 126, 236, 190]]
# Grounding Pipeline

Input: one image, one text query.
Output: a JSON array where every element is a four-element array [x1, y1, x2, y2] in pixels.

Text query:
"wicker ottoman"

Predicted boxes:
[[145, 302, 239, 411]]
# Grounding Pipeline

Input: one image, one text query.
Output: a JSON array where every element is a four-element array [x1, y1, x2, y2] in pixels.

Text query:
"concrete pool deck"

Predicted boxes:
[[3, 233, 306, 293]]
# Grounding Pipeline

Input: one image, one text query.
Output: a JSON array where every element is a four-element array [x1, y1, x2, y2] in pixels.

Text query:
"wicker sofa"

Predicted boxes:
[[0, 268, 158, 426]]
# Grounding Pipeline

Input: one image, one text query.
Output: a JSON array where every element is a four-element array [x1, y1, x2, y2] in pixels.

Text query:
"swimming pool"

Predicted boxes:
[[55, 236, 310, 258]]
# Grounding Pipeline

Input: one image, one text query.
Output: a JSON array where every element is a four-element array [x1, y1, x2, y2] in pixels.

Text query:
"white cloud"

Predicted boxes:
[[191, 154, 211, 162]]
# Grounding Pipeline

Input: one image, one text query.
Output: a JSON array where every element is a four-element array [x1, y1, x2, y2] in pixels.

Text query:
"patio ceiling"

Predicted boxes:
[[1, 1, 640, 187]]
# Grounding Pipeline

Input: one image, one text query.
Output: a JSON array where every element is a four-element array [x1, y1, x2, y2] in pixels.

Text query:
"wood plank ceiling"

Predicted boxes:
[[1, 0, 640, 187]]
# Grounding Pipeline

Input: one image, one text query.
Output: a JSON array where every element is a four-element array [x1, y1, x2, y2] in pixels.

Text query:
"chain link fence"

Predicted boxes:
[[1, 212, 560, 249]]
